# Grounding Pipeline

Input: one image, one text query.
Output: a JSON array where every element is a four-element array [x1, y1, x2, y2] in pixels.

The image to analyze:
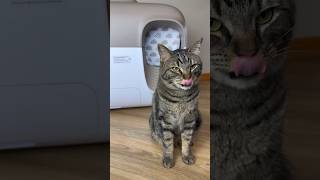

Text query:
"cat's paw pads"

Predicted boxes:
[[162, 156, 174, 168], [182, 154, 195, 165]]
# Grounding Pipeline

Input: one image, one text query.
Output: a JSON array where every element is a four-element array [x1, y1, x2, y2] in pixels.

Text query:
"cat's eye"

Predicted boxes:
[[257, 8, 274, 25], [191, 64, 199, 71], [171, 67, 181, 73], [211, 18, 222, 32]]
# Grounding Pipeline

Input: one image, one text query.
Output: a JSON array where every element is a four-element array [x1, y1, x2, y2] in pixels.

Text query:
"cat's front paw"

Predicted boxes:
[[182, 154, 195, 165], [163, 156, 174, 168]]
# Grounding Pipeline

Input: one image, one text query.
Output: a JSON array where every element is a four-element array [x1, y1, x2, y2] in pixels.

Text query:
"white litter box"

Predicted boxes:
[[110, 0, 187, 109], [0, 0, 109, 149]]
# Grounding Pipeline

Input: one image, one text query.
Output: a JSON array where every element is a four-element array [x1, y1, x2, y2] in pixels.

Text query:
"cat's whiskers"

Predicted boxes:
[[269, 47, 289, 56], [267, 49, 288, 59], [265, 28, 294, 53], [265, 34, 293, 59]]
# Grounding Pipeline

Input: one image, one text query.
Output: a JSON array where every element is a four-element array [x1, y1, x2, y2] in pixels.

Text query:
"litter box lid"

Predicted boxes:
[[110, 1, 186, 47]]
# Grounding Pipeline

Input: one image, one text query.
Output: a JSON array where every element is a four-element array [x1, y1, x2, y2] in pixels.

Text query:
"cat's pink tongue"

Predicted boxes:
[[231, 55, 266, 77], [181, 79, 193, 86]]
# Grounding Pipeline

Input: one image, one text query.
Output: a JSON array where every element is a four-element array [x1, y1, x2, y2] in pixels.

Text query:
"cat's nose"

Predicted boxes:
[[234, 44, 258, 57], [236, 49, 258, 57], [233, 33, 258, 57], [183, 73, 192, 80]]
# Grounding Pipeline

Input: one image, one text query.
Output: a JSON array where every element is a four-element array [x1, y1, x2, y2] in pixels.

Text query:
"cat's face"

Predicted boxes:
[[158, 39, 203, 90], [211, 0, 295, 89]]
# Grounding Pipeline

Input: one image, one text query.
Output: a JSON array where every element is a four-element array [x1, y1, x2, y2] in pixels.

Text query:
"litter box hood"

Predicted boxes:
[[110, 0, 186, 47], [110, 0, 187, 109]]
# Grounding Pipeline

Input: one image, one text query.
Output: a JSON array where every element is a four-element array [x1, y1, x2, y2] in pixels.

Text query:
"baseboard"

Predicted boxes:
[[288, 37, 320, 59], [201, 73, 210, 81], [289, 37, 320, 51]]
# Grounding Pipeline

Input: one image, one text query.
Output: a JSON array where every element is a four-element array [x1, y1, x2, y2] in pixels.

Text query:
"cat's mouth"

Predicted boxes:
[[229, 55, 267, 79], [229, 72, 260, 79], [178, 85, 193, 90], [177, 79, 193, 90], [181, 79, 193, 86]]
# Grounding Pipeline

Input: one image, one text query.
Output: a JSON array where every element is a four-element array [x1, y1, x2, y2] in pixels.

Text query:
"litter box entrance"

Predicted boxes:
[[142, 20, 186, 91]]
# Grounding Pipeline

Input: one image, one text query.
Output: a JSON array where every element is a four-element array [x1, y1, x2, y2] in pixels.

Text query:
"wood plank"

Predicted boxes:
[[0, 144, 108, 180]]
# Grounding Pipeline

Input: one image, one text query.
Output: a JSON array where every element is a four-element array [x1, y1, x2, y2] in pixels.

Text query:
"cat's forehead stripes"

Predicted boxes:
[[176, 52, 184, 64], [212, 0, 262, 17], [212, 0, 289, 16], [223, 0, 253, 7], [174, 50, 191, 64], [223, 0, 256, 14], [212, 0, 265, 32]]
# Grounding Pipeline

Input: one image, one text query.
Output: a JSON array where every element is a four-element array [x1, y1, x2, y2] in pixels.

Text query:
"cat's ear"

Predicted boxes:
[[158, 44, 172, 64], [188, 38, 203, 56]]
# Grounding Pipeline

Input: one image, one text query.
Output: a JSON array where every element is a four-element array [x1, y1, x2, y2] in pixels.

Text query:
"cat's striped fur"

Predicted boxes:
[[149, 40, 203, 168], [211, 0, 295, 179]]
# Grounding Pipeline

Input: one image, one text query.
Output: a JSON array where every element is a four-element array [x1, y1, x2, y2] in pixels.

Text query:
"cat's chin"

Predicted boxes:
[[212, 70, 264, 90], [176, 84, 193, 90]]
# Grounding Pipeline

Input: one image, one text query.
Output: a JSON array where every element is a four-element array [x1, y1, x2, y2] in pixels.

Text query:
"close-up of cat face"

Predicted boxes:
[[158, 41, 203, 90], [211, 0, 295, 88]]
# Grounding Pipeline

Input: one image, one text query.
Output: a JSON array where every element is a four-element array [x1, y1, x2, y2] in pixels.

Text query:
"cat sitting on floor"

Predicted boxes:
[[149, 39, 203, 168]]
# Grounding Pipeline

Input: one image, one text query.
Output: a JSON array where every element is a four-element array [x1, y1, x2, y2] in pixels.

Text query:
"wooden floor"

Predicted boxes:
[[0, 144, 108, 180], [284, 51, 320, 180], [110, 82, 210, 180]]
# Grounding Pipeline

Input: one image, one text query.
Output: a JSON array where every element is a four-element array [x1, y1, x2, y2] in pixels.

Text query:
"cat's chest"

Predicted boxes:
[[169, 103, 193, 115], [161, 101, 197, 126]]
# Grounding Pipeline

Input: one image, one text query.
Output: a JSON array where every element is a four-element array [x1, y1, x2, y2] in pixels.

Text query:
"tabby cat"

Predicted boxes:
[[210, 0, 295, 179], [149, 39, 203, 168]]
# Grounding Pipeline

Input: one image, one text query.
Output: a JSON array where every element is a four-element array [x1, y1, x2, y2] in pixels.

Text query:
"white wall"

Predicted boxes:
[[294, 0, 320, 38], [137, 0, 211, 73]]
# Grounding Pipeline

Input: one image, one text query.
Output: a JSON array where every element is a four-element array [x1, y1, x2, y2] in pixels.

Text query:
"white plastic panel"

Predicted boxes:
[[110, 88, 141, 109], [110, 47, 153, 108]]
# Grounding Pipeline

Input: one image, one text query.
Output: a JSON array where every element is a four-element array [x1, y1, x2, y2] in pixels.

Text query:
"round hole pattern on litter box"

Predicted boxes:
[[144, 27, 181, 67]]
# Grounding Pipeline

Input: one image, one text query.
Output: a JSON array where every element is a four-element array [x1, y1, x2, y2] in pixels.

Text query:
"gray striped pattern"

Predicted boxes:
[[149, 40, 203, 168], [211, 0, 295, 179]]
